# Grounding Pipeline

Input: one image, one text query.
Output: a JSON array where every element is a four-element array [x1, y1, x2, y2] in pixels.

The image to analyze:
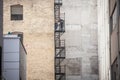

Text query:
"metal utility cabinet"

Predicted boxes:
[[2, 35, 26, 80]]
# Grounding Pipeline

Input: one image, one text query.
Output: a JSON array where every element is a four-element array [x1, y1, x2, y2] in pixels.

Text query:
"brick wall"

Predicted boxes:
[[3, 0, 54, 80]]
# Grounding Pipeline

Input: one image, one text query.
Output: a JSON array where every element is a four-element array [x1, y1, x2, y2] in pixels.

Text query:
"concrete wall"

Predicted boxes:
[[3, 0, 54, 80], [97, 0, 110, 79], [61, 0, 98, 80]]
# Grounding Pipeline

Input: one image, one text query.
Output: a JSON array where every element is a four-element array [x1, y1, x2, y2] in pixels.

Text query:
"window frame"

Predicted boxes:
[[10, 4, 23, 20]]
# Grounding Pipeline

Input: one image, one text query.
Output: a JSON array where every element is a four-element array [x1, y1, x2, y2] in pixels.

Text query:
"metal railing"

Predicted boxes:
[[60, 13, 65, 21], [56, 48, 65, 58], [55, 65, 66, 80], [56, 75, 65, 80], [55, 13, 65, 32], [55, 0, 62, 5], [56, 65, 66, 74], [54, 0, 65, 80], [55, 20, 65, 32], [55, 40, 65, 48], [55, 59, 65, 66]]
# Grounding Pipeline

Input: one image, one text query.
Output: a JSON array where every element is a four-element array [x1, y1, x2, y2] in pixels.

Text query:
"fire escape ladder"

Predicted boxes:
[[58, 75, 64, 80], [56, 48, 64, 57], [55, 60, 64, 67], [54, 0, 66, 80]]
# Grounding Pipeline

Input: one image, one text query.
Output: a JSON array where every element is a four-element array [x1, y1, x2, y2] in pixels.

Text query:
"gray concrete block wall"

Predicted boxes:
[[61, 0, 99, 80]]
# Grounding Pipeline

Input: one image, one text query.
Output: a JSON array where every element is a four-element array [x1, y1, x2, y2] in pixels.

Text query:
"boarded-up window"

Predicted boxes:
[[90, 56, 98, 74], [66, 58, 81, 76], [11, 5, 23, 20]]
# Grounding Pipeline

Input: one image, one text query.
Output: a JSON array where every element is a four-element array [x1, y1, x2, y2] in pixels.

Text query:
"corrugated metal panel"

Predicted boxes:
[[3, 70, 19, 80], [3, 36, 20, 80], [4, 62, 19, 69], [3, 53, 19, 61], [3, 39, 19, 52]]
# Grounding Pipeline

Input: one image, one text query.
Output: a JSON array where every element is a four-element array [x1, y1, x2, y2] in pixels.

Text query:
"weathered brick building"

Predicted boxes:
[[2, 0, 118, 80], [3, 0, 54, 80]]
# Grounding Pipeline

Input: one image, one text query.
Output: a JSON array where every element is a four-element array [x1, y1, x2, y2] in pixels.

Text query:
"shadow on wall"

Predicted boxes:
[[0, 0, 3, 79]]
